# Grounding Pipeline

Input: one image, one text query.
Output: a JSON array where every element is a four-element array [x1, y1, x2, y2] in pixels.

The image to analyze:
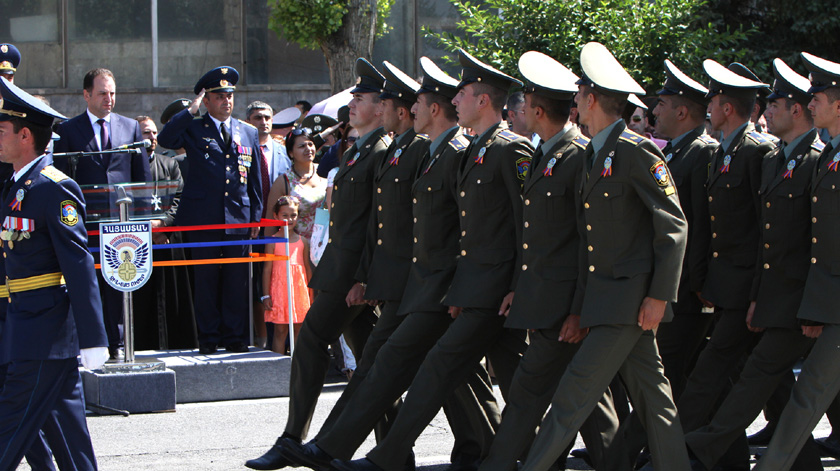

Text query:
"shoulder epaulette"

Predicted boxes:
[[416, 133, 429, 140], [237, 119, 257, 130], [746, 131, 769, 144], [812, 139, 826, 152], [448, 134, 470, 151], [697, 134, 718, 145], [619, 130, 644, 145], [572, 135, 590, 149], [497, 129, 519, 142], [40, 165, 69, 183], [379, 134, 393, 146]]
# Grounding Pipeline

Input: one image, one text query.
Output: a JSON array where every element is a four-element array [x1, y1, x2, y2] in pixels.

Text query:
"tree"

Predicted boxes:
[[268, 0, 394, 94], [427, 0, 754, 95]]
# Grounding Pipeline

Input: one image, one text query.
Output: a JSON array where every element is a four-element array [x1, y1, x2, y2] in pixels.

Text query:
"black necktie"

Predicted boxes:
[[97, 118, 110, 150], [2, 178, 13, 202], [584, 144, 595, 172], [220, 122, 231, 147], [662, 142, 672, 157]]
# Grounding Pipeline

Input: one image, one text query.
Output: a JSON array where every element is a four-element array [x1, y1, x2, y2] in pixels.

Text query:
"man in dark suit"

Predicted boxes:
[[684, 57, 824, 471], [245, 58, 389, 470], [53, 68, 151, 359], [753, 51, 840, 471], [330, 48, 532, 471], [675, 61, 777, 458], [0, 76, 109, 471], [520, 42, 689, 471], [157, 66, 263, 354]]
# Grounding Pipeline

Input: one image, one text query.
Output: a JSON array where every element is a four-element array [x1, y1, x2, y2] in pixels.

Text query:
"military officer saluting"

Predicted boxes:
[[520, 42, 690, 471], [246, 58, 390, 470], [754, 52, 840, 471], [0, 76, 109, 470], [157, 66, 263, 354], [330, 48, 532, 471], [675, 61, 776, 448], [477, 51, 622, 471]]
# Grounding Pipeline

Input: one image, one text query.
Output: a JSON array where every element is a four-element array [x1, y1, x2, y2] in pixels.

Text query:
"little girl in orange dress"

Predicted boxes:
[[262, 195, 312, 354]]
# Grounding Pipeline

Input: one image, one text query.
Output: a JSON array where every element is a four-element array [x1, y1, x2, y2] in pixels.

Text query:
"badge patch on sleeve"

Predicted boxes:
[[60, 200, 78, 226], [516, 157, 531, 181], [650, 161, 670, 187]]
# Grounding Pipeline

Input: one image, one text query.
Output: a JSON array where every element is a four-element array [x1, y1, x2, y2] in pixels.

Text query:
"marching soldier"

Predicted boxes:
[[330, 48, 532, 471], [754, 51, 840, 471], [684, 57, 825, 471], [675, 60, 776, 443], [246, 58, 389, 470], [476, 51, 621, 471], [520, 42, 689, 471]]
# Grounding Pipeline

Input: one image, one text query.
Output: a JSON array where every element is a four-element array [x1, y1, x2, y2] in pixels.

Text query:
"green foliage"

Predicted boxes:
[[268, 0, 393, 50], [427, 0, 754, 94]]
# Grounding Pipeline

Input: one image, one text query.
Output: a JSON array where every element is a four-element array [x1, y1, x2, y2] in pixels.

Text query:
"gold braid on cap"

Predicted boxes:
[[0, 99, 27, 118]]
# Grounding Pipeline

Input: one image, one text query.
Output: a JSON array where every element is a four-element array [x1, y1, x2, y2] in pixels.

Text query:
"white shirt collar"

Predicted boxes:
[[208, 114, 232, 134], [87, 109, 110, 127], [14, 155, 46, 182]]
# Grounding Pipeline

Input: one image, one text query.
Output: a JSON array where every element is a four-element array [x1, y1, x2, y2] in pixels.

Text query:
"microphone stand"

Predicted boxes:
[[52, 148, 142, 181]]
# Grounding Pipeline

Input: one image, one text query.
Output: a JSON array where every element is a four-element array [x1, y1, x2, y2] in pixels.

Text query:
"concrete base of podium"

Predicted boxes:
[[82, 364, 176, 415], [135, 347, 291, 403]]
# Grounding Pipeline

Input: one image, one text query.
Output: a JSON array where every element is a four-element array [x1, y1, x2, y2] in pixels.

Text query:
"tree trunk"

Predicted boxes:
[[321, 0, 378, 94]]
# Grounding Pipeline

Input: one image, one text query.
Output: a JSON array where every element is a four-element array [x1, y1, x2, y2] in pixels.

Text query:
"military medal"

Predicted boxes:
[[601, 153, 613, 177], [665, 153, 673, 163], [829, 155, 840, 172], [475, 147, 487, 164], [720, 155, 731, 173], [783, 159, 796, 179], [390, 148, 402, 166], [347, 151, 361, 166], [9, 188, 24, 211], [543, 157, 557, 177]]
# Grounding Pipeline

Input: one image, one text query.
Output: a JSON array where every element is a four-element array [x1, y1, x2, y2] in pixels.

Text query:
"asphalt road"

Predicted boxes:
[[14, 376, 840, 470]]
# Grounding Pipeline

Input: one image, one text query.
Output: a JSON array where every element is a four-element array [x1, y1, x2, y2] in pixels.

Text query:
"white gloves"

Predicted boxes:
[[80, 346, 110, 370]]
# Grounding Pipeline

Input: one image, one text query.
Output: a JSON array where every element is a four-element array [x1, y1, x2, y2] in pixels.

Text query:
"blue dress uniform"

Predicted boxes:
[[0, 77, 107, 470], [755, 52, 840, 471], [157, 66, 263, 352], [0, 43, 21, 80]]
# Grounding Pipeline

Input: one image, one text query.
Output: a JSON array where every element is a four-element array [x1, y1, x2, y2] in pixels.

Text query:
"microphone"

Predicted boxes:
[[114, 139, 152, 150]]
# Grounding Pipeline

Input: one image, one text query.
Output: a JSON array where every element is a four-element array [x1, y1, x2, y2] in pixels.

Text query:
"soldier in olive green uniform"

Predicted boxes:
[[246, 58, 391, 470], [684, 57, 824, 471], [477, 51, 621, 471], [278, 57, 502, 471], [521, 42, 690, 471], [675, 61, 777, 442], [331, 49, 532, 471], [754, 52, 840, 471]]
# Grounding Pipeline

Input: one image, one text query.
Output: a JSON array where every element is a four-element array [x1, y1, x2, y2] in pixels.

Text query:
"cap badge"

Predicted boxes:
[[0, 61, 10, 69], [314, 116, 321, 123], [356, 77, 362, 84], [783, 159, 796, 179], [0, 45, 7, 53], [221, 67, 228, 75], [219, 79, 229, 87]]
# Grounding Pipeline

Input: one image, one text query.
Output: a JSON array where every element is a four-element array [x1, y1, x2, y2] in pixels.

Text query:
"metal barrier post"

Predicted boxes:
[[115, 186, 135, 363]]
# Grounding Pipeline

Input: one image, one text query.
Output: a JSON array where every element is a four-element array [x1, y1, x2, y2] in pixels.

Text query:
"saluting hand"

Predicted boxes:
[[189, 89, 205, 115], [637, 297, 667, 331]]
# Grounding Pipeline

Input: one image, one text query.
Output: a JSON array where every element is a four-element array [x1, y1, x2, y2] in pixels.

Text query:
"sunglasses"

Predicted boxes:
[[289, 127, 312, 137], [346, 136, 358, 143], [631, 116, 643, 123]]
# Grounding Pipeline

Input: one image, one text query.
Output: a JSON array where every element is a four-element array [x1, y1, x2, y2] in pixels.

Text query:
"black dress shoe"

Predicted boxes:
[[199, 343, 217, 355], [747, 423, 775, 446], [280, 440, 334, 469], [245, 437, 294, 470], [816, 435, 840, 458], [570, 448, 593, 467], [226, 342, 249, 353], [331, 458, 385, 471]]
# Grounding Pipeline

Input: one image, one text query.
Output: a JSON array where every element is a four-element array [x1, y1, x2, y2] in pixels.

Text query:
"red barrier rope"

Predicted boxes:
[[87, 219, 288, 236]]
